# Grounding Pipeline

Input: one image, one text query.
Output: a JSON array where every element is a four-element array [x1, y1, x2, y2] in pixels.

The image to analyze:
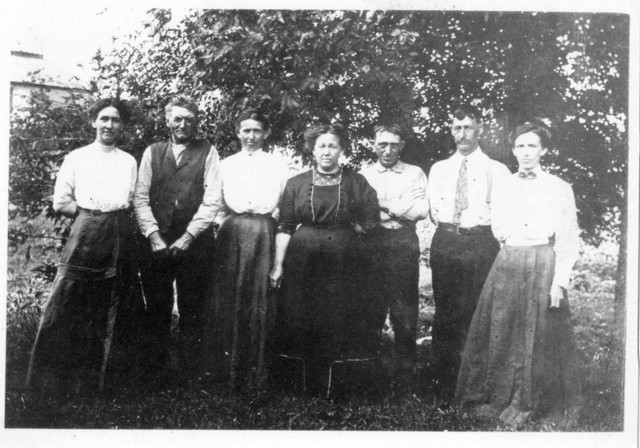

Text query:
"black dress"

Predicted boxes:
[[272, 168, 379, 392]]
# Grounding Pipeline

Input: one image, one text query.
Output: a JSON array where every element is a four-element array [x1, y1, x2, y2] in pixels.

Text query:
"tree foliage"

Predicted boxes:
[[89, 9, 628, 246], [10, 10, 629, 247]]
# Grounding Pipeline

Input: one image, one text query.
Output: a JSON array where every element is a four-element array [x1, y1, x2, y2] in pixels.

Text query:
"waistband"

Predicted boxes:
[[78, 206, 129, 217], [375, 221, 417, 232], [300, 223, 352, 231], [232, 212, 273, 219], [438, 222, 492, 236], [505, 237, 550, 246]]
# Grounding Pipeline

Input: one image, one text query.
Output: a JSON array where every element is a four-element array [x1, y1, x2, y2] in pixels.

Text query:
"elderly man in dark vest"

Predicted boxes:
[[134, 95, 221, 380]]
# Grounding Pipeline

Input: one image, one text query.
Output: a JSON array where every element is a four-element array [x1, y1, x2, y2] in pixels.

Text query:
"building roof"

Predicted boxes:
[[10, 50, 90, 91]]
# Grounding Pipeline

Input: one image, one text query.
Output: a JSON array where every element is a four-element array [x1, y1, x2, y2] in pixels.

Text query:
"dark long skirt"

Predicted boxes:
[[202, 214, 276, 389], [26, 208, 134, 393], [272, 225, 366, 393], [455, 244, 583, 425]]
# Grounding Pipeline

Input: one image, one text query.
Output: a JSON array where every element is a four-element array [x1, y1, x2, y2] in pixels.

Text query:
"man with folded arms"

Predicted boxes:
[[360, 123, 429, 389]]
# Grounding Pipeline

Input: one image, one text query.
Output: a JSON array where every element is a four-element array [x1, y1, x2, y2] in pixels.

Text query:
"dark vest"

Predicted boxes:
[[149, 140, 210, 234]]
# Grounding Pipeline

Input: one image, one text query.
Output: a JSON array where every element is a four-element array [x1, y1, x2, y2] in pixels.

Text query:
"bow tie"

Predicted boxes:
[[518, 170, 537, 180]]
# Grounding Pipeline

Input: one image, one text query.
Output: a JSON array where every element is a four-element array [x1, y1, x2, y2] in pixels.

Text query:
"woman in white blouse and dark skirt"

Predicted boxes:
[[201, 109, 289, 390], [455, 121, 583, 427]]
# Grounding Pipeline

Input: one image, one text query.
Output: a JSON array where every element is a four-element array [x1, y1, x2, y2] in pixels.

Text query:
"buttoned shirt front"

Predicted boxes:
[[491, 166, 580, 289], [427, 147, 510, 227], [360, 160, 429, 230], [53, 142, 138, 216], [134, 141, 222, 238], [215, 149, 290, 225]]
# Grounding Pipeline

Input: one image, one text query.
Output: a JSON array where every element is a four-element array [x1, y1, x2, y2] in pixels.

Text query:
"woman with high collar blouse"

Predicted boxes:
[[202, 109, 289, 390], [455, 121, 583, 427], [269, 123, 380, 394]]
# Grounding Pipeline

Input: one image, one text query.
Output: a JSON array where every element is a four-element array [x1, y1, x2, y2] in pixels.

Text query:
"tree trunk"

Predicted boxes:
[[613, 192, 627, 347]]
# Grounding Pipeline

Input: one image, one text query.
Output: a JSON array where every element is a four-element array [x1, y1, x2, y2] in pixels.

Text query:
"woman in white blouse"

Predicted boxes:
[[455, 121, 583, 427], [27, 98, 138, 394], [201, 109, 289, 390]]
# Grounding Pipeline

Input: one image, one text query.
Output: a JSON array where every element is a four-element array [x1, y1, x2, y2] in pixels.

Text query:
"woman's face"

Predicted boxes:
[[237, 119, 268, 152], [313, 133, 343, 172], [513, 131, 547, 171]]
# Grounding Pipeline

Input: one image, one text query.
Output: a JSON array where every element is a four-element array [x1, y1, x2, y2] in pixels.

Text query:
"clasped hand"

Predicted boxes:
[[149, 231, 194, 258]]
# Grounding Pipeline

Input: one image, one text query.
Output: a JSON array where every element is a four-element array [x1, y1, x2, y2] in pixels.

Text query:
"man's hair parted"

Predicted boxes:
[[373, 123, 404, 140], [451, 104, 483, 123]]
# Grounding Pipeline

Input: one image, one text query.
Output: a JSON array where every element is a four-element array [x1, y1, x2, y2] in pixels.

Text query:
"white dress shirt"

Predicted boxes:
[[53, 142, 137, 216], [215, 149, 290, 224], [427, 147, 510, 227], [491, 166, 580, 289], [134, 142, 222, 238], [360, 160, 429, 229]]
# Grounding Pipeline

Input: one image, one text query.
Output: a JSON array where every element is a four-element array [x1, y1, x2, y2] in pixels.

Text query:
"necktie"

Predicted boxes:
[[453, 158, 468, 224], [518, 170, 536, 180]]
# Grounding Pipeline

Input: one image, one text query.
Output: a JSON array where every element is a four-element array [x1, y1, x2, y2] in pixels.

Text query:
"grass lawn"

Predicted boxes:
[[4, 217, 625, 431]]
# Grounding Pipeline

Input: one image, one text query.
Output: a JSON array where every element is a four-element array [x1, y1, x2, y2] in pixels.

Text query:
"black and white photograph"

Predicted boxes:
[[2, 0, 638, 447]]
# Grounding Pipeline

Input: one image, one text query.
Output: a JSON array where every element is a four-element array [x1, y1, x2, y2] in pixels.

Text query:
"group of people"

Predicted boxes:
[[25, 95, 583, 426]]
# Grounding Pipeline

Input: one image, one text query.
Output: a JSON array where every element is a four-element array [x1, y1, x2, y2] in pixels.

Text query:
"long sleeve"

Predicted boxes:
[[186, 147, 222, 238], [552, 181, 580, 289], [386, 168, 429, 221], [276, 178, 297, 235], [354, 174, 380, 232], [52, 154, 78, 217], [133, 146, 158, 237], [489, 175, 511, 243], [426, 161, 444, 225]]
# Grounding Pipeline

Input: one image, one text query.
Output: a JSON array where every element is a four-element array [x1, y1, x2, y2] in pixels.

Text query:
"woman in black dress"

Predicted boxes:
[[269, 123, 380, 393]]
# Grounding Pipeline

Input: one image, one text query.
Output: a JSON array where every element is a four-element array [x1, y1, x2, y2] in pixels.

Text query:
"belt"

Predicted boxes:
[[78, 206, 128, 218], [301, 223, 352, 230], [377, 221, 416, 232], [235, 212, 273, 218], [438, 222, 492, 235]]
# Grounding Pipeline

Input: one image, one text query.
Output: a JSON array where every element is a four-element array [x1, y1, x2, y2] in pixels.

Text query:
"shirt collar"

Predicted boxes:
[[240, 148, 265, 157], [530, 165, 544, 175], [375, 160, 405, 173], [452, 146, 485, 163], [94, 142, 117, 153]]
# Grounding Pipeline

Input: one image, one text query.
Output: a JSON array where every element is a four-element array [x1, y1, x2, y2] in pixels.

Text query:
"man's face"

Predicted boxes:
[[237, 119, 268, 152], [451, 116, 482, 156], [373, 131, 404, 169], [92, 106, 123, 146], [167, 106, 197, 144]]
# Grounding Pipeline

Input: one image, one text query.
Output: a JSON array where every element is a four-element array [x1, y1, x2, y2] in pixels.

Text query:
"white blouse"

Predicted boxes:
[[216, 149, 290, 224], [53, 142, 137, 215], [491, 166, 580, 289]]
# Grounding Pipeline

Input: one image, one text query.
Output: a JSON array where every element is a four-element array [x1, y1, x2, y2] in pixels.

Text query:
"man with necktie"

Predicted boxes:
[[426, 104, 510, 401]]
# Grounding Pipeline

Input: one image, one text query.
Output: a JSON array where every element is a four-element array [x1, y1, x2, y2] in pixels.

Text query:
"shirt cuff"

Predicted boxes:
[[144, 224, 160, 239], [186, 223, 203, 239]]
